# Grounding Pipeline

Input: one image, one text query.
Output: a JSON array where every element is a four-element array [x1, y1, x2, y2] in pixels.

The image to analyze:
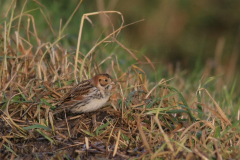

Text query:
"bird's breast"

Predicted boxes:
[[70, 96, 110, 113]]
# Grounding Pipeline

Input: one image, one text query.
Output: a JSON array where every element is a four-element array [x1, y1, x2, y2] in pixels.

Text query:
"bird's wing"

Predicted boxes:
[[56, 79, 93, 105]]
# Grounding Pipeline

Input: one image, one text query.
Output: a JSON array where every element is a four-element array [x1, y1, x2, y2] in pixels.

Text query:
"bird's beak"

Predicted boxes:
[[110, 81, 115, 85]]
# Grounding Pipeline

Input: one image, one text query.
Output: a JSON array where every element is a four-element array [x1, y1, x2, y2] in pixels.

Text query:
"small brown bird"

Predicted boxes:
[[56, 74, 114, 113]]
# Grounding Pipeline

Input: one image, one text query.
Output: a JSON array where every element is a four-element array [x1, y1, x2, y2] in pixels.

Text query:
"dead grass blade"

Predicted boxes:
[[153, 116, 174, 152], [114, 38, 140, 62], [198, 88, 231, 125], [136, 115, 153, 154], [113, 129, 121, 157], [77, 14, 144, 81]]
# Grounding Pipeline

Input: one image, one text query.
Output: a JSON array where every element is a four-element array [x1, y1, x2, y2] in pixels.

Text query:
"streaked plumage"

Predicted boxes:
[[56, 74, 114, 113]]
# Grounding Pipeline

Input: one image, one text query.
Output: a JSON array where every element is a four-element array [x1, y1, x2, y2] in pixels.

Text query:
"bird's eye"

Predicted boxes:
[[99, 79, 101, 82], [105, 79, 108, 82]]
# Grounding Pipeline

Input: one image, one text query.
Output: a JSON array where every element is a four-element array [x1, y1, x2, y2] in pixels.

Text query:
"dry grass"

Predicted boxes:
[[0, 1, 240, 160]]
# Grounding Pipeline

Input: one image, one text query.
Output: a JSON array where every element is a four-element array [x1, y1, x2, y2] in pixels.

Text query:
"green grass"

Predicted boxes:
[[0, 1, 240, 159]]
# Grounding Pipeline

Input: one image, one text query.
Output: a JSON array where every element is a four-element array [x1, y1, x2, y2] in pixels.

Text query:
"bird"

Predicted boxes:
[[56, 73, 115, 113]]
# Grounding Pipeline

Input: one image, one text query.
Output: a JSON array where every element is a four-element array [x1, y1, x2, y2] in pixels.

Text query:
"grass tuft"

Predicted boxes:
[[0, 1, 240, 159]]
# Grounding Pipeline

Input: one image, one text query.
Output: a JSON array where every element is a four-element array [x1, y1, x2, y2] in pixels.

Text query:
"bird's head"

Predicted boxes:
[[92, 74, 115, 91]]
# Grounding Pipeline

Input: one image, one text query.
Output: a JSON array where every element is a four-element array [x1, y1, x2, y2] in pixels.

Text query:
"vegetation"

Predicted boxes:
[[0, 1, 239, 159]]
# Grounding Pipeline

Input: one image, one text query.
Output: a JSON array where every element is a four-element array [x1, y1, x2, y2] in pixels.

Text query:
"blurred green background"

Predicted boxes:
[[1, 0, 240, 83]]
